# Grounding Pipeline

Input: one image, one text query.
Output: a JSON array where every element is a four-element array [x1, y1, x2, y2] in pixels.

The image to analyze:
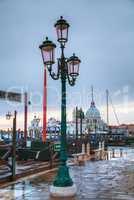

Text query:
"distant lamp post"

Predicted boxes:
[[6, 111, 17, 181], [39, 16, 81, 197], [6, 112, 12, 120]]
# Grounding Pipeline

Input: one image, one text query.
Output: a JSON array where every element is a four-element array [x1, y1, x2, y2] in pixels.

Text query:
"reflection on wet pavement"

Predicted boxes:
[[0, 147, 134, 200]]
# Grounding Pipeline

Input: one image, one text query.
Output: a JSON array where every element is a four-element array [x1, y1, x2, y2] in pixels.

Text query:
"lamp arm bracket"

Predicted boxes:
[[49, 60, 61, 80], [67, 73, 76, 86]]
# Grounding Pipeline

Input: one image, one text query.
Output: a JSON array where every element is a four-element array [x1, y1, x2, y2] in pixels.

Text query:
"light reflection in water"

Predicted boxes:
[[50, 197, 77, 200]]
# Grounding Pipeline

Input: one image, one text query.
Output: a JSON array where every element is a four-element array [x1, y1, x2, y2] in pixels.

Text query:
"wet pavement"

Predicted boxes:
[[0, 160, 58, 182], [0, 147, 134, 200]]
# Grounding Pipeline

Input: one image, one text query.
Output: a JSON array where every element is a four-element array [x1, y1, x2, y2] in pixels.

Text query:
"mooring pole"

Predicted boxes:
[[24, 92, 28, 147], [12, 110, 17, 181], [76, 107, 78, 153], [80, 109, 83, 139], [106, 89, 109, 126]]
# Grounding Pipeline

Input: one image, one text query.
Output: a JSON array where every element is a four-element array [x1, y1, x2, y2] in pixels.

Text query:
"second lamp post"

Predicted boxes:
[[39, 16, 81, 197]]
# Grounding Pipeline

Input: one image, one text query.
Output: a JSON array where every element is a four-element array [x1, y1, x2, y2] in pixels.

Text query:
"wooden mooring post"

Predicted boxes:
[[11, 111, 17, 181]]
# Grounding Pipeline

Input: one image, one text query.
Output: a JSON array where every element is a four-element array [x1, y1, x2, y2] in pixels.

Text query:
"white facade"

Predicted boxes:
[[85, 101, 107, 132]]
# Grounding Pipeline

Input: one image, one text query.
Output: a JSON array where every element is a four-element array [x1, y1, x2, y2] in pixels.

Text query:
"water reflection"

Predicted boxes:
[[50, 197, 77, 200], [0, 147, 134, 200]]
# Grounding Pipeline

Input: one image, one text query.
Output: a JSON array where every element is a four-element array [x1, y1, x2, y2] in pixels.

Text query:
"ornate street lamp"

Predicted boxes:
[[39, 37, 56, 143], [55, 16, 69, 46], [39, 16, 81, 197]]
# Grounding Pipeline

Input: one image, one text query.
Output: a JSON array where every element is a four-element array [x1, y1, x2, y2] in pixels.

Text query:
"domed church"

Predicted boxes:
[[85, 87, 107, 132]]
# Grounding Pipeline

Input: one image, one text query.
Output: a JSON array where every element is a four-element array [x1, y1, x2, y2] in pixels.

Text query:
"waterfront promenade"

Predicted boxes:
[[0, 147, 134, 200]]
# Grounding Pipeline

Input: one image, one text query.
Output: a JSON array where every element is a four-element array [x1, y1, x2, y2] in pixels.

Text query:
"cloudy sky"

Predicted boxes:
[[0, 0, 134, 129]]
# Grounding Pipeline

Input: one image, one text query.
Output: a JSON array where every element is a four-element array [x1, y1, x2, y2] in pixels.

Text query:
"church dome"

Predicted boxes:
[[86, 101, 101, 119]]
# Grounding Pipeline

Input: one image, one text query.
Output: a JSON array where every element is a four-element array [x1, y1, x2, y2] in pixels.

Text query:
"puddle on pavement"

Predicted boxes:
[[29, 170, 56, 185]]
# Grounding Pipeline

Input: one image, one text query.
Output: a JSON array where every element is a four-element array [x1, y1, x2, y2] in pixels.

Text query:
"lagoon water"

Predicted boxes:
[[0, 147, 134, 200]]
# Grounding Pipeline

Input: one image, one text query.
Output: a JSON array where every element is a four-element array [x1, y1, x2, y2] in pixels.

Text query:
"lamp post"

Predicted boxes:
[[39, 16, 81, 197], [6, 111, 12, 120]]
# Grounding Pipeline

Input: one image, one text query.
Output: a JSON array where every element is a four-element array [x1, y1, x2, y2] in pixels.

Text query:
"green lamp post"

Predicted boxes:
[[39, 16, 81, 197]]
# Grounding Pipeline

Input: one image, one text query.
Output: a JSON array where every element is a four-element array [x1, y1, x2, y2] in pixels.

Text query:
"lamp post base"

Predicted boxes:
[[50, 184, 77, 197]]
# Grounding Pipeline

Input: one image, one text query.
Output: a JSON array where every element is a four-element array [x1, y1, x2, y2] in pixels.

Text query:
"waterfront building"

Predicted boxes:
[[28, 116, 74, 140], [85, 87, 107, 133], [85, 99, 107, 133], [28, 115, 42, 140], [118, 124, 134, 137]]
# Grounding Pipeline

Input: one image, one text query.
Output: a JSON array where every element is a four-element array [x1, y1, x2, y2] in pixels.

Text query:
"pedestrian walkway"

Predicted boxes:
[[0, 147, 134, 200], [0, 159, 59, 185]]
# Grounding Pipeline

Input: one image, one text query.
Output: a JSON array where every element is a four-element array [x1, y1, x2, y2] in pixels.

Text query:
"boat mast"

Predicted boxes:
[[91, 85, 94, 103], [106, 89, 109, 126]]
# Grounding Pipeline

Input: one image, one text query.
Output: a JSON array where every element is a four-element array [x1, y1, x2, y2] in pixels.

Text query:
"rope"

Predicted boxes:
[[109, 93, 120, 125]]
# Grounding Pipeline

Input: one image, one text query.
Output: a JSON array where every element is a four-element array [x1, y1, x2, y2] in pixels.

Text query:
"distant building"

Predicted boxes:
[[28, 115, 42, 140], [47, 117, 60, 133], [72, 87, 107, 136], [108, 125, 128, 142], [28, 116, 75, 140], [85, 87, 107, 133], [119, 124, 134, 137]]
